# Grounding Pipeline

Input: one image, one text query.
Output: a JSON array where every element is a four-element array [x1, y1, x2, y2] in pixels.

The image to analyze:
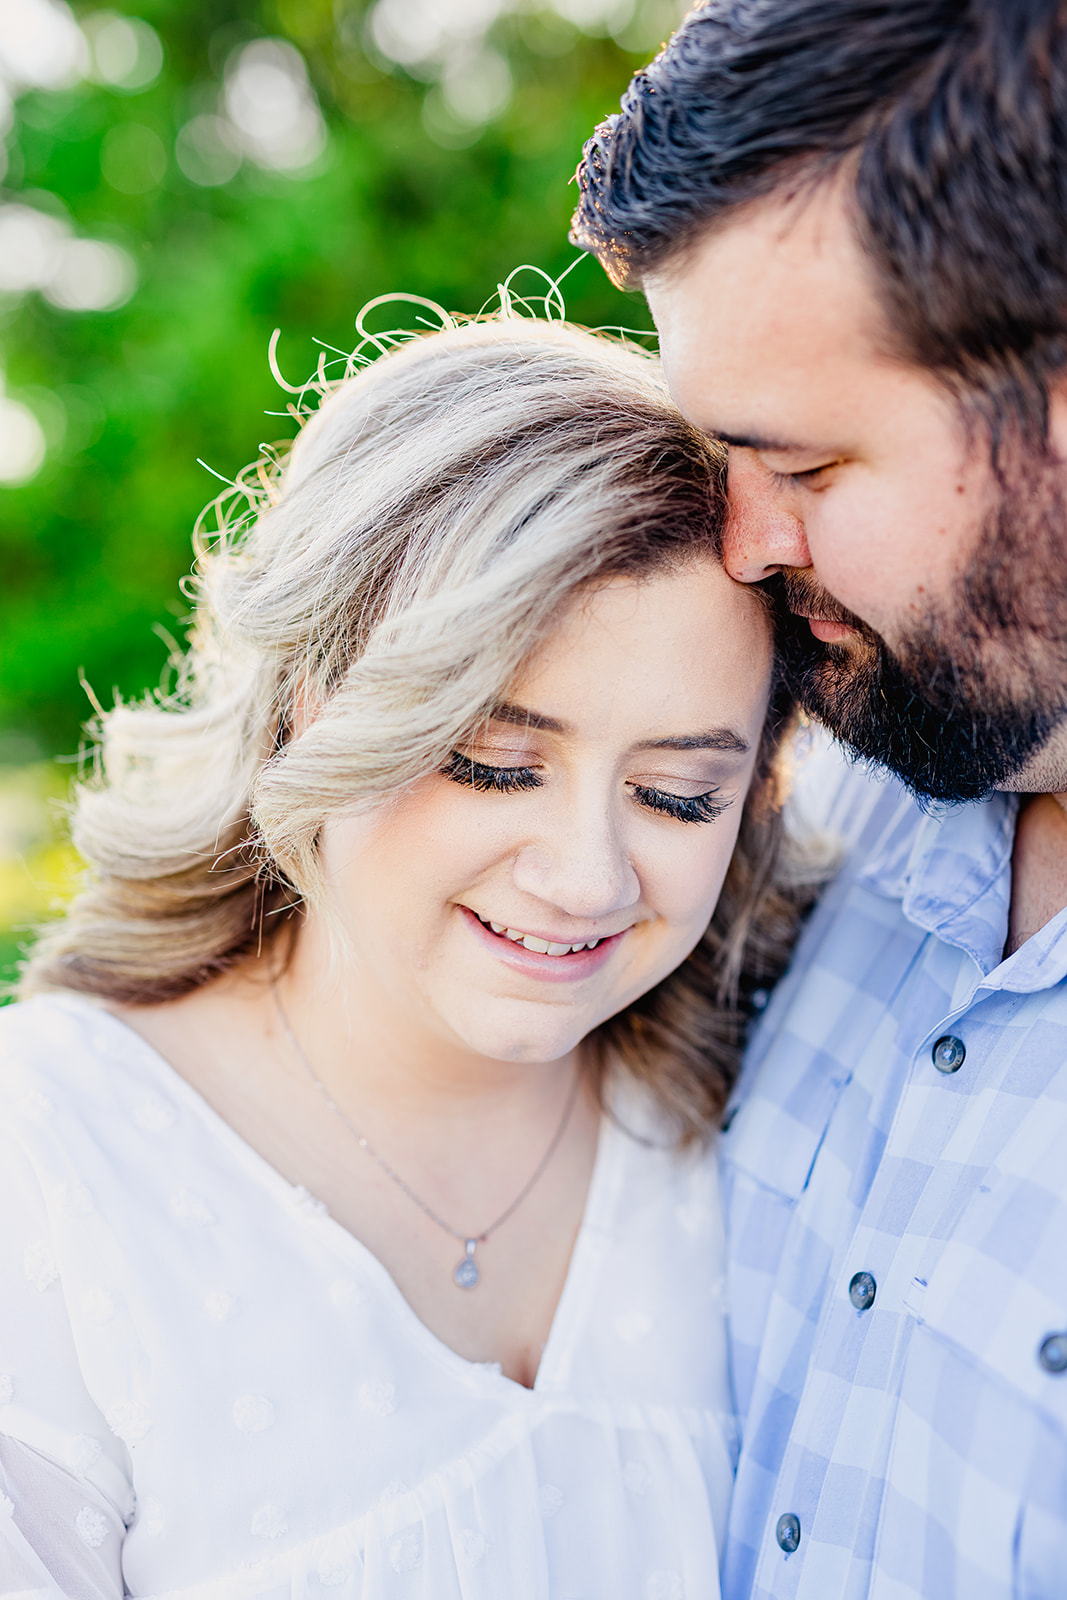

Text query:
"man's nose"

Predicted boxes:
[[722, 452, 812, 583]]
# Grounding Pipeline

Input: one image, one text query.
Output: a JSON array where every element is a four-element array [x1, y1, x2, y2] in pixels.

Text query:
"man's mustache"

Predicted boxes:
[[774, 570, 873, 639]]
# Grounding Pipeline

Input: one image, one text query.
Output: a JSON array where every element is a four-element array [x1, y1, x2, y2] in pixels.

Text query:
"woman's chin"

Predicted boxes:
[[452, 1013, 592, 1068]]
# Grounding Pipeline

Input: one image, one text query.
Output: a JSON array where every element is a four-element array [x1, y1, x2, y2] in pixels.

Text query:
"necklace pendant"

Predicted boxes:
[[453, 1238, 480, 1289]]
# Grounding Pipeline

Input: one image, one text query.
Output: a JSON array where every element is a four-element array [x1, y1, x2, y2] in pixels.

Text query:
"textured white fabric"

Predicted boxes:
[[0, 993, 733, 1600], [0, 1434, 126, 1599]]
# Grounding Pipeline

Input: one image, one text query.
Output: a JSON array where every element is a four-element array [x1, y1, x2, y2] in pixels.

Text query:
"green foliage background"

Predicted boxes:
[[0, 0, 677, 984]]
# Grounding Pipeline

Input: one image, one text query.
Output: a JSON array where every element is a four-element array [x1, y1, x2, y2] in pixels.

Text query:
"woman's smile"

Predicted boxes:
[[460, 904, 630, 980]]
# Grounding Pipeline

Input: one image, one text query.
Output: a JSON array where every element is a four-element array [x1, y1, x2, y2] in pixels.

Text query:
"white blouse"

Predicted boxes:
[[0, 993, 735, 1600]]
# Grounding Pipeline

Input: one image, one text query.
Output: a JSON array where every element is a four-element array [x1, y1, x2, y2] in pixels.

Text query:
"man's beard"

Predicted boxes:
[[768, 467, 1067, 805]]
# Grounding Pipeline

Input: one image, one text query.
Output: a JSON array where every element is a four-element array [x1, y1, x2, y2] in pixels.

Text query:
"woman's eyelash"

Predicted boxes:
[[442, 751, 543, 792], [629, 784, 729, 824], [444, 752, 729, 823]]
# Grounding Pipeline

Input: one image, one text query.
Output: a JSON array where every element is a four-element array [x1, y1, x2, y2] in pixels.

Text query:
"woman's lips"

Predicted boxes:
[[459, 906, 627, 983]]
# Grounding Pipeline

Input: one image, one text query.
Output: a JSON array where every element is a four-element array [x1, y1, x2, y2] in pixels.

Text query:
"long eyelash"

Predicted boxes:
[[442, 751, 543, 793], [443, 753, 726, 820], [630, 784, 730, 824]]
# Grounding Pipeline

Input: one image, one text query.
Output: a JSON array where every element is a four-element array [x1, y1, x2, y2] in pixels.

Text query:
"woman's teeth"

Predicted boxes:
[[484, 918, 601, 957]]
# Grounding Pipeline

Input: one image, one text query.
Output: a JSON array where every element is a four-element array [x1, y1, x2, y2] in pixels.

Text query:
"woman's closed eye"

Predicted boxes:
[[441, 750, 543, 793], [443, 751, 731, 824], [627, 783, 729, 824]]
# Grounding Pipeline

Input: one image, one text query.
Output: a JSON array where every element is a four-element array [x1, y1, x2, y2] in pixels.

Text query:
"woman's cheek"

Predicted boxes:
[[641, 813, 743, 940]]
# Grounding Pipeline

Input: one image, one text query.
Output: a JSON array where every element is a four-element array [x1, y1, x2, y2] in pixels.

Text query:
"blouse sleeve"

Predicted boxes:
[[0, 1117, 132, 1596], [0, 1435, 125, 1599]]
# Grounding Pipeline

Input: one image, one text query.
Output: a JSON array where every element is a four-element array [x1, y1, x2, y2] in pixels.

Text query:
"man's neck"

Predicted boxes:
[[1005, 791, 1067, 957]]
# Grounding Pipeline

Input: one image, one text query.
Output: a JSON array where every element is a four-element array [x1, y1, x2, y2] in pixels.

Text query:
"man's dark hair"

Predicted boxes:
[[572, 0, 1067, 442]]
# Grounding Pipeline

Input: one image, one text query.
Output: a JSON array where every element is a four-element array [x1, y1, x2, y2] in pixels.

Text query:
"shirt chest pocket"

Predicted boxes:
[[888, 1172, 1067, 1599], [725, 883, 934, 1207]]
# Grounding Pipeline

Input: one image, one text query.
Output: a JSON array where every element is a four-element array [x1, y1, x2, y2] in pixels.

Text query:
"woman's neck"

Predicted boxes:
[[104, 928, 601, 1385], [273, 916, 583, 1135]]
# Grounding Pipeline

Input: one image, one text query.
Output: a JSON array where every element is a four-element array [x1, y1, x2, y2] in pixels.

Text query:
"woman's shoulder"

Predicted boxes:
[[0, 1001, 142, 1530], [3, 989, 112, 1053], [607, 1069, 718, 1153], [0, 992, 184, 1187], [554, 1070, 729, 1420], [1, 993, 96, 1104], [2, 990, 157, 1085], [598, 1068, 723, 1267]]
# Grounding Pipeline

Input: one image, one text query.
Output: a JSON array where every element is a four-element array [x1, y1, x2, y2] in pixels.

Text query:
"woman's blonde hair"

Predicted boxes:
[[23, 309, 806, 1140]]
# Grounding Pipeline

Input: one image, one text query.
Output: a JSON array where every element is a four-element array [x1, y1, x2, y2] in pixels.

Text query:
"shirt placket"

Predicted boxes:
[[748, 942, 994, 1597]]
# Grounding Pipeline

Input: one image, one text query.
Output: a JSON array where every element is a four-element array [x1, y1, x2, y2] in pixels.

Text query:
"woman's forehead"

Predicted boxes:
[[505, 563, 773, 744]]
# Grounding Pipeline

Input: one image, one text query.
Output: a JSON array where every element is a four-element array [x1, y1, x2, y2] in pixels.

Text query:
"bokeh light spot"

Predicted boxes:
[[0, 203, 67, 292], [368, 0, 508, 72], [223, 39, 326, 172], [175, 113, 241, 187], [551, 0, 635, 34], [0, 395, 47, 483], [83, 11, 163, 92], [440, 46, 511, 127], [44, 238, 137, 311], [0, 0, 87, 94], [101, 121, 166, 193]]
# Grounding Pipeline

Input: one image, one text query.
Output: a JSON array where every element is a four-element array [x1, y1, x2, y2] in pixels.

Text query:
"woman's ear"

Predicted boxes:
[[288, 672, 322, 741]]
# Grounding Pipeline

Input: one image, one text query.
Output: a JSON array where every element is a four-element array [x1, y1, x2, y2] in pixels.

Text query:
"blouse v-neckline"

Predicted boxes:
[[59, 994, 626, 1397]]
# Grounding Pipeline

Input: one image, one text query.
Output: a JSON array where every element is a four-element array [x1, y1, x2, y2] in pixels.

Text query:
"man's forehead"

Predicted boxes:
[[646, 188, 901, 444], [651, 172, 866, 294], [648, 185, 890, 368]]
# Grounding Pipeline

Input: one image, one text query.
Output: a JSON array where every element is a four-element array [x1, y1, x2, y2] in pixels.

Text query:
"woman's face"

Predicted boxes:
[[314, 558, 774, 1066]]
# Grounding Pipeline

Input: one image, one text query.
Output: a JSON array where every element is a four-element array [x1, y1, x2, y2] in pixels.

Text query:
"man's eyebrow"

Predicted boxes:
[[634, 730, 750, 756], [488, 701, 566, 734], [715, 429, 807, 453]]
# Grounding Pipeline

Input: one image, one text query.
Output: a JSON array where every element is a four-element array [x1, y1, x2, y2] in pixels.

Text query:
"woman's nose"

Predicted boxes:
[[511, 802, 640, 923], [722, 451, 812, 583]]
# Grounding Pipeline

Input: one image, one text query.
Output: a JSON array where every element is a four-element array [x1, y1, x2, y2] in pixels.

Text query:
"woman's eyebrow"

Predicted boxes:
[[489, 701, 566, 734], [634, 730, 750, 755], [490, 704, 749, 757]]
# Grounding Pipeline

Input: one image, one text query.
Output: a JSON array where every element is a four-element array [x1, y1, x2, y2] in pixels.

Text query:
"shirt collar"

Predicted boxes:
[[856, 790, 1017, 976], [854, 786, 1067, 989]]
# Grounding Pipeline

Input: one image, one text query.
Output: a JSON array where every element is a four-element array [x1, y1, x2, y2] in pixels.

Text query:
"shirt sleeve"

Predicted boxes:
[[0, 1117, 132, 1594], [0, 1435, 125, 1600]]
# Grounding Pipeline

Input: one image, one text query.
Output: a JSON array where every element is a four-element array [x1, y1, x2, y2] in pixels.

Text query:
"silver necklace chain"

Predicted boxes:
[[271, 982, 583, 1290]]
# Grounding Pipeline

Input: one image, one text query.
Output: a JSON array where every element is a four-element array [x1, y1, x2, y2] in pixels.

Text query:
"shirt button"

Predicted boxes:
[[849, 1270, 877, 1311], [1039, 1332, 1067, 1373], [776, 1512, 801, 1554], [932, 1035, 966, 1073]]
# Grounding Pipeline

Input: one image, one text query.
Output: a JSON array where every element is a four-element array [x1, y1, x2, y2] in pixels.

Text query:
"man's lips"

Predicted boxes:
[[805, 616, 858, 644], [785, 600, 859, 645], [781, 574, 865, 647]]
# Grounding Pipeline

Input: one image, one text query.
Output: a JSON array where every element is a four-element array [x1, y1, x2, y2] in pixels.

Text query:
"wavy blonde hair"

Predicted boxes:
[[23, 309, 806, 1140]]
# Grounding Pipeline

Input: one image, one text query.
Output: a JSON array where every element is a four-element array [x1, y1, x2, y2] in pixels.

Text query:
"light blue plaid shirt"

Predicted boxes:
[[721, 741, 1067, 1600]]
